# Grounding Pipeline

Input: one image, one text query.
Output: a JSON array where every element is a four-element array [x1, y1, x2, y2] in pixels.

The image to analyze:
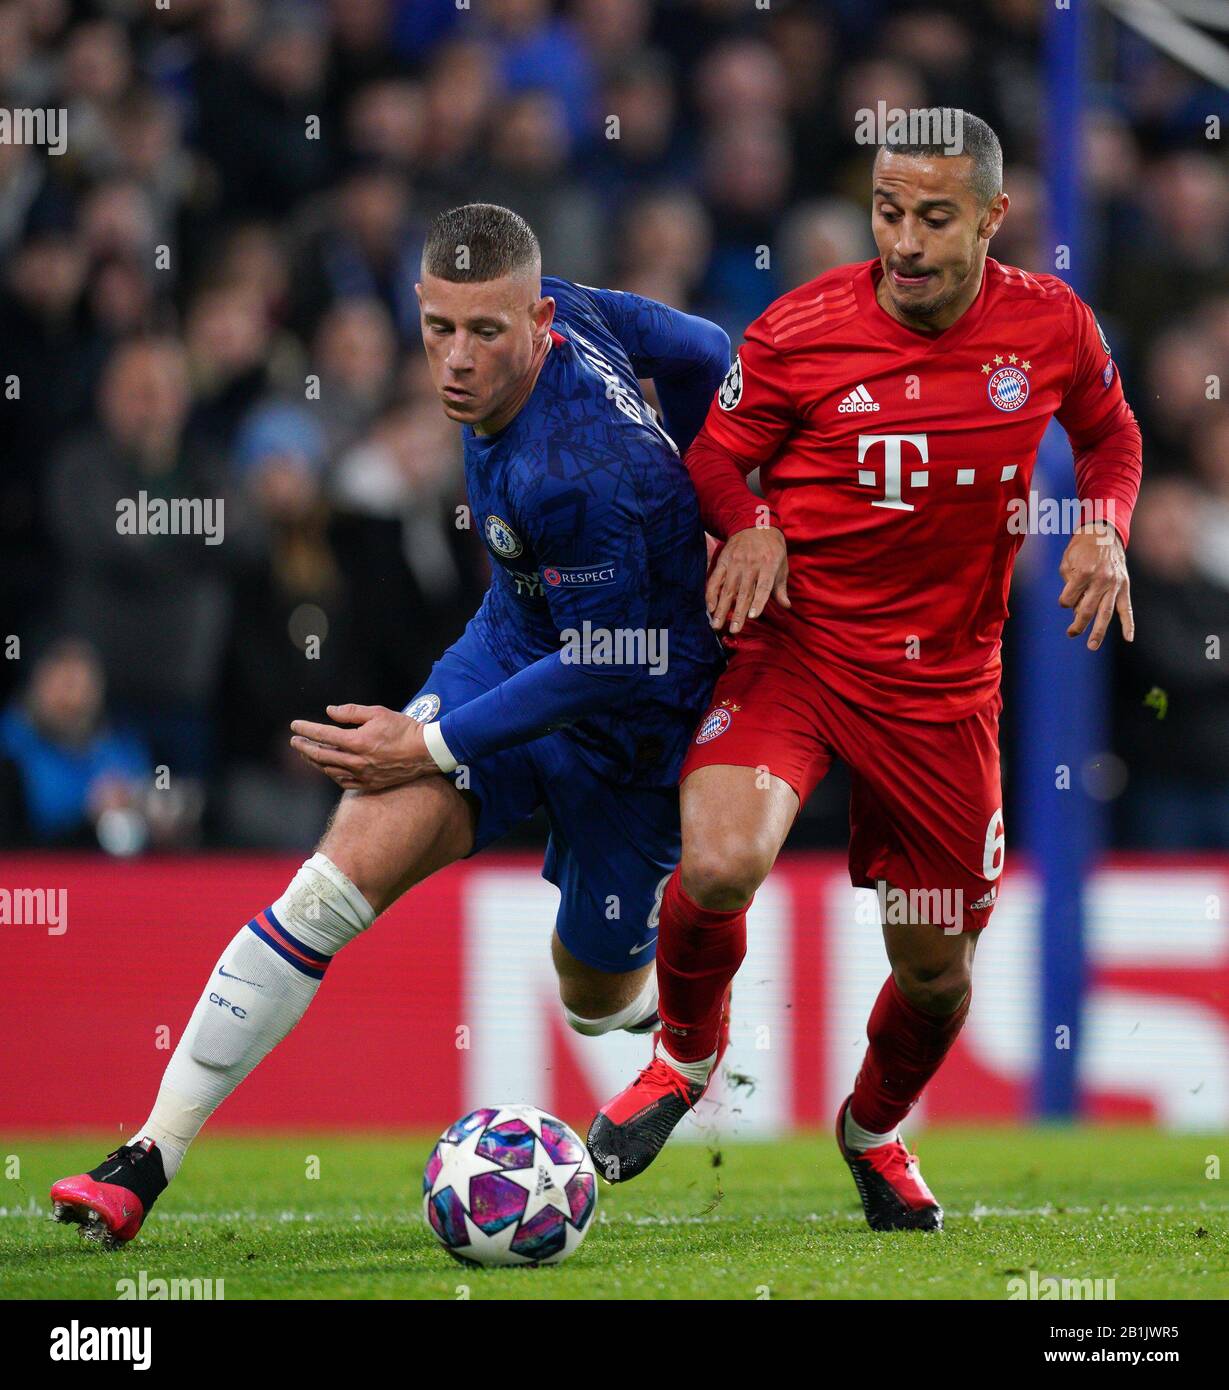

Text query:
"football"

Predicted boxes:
[[422, 1104, 598, 1266]]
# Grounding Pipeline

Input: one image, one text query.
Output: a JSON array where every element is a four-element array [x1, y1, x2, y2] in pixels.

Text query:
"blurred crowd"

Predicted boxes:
[[1, 0, 1226, 851]]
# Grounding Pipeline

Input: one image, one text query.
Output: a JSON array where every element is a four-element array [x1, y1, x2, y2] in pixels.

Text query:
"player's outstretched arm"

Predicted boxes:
[[569, 280, 731, 452], [289, 704, 438, 791], [1058, 522, 1134, 651]]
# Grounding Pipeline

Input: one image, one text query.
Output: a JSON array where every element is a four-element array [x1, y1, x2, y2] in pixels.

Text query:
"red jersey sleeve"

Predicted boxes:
[[684, 318, 797, 539], [1056, 288, 1143, 546]]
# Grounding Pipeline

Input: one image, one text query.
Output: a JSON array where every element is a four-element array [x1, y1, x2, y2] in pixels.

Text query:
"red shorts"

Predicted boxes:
[[681, 639, 1005, 931]]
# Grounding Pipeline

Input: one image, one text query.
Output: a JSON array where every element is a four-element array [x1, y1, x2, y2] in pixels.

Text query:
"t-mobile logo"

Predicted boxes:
[[857, 433, 929, 512]]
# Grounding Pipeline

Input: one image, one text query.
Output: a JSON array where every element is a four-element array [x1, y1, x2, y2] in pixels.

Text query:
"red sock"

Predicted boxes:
[[849, 974, 971, 1133], [656, 868, 747, 1062]]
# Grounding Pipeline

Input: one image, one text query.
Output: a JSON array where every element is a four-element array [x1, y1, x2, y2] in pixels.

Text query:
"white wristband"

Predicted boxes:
[[422, 720, 459, 773]]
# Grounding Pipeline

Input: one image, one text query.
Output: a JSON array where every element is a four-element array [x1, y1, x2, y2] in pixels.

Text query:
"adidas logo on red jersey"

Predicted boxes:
[[838, 384, 880, 413]]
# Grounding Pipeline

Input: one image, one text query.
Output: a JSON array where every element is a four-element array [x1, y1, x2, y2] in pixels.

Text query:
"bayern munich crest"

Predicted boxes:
[[695, 707, 732, 744], [405, 693, 441, 723], [717, 355, 743, 411], [987, 365, 1029, 412], [485, 514, 523, 559]]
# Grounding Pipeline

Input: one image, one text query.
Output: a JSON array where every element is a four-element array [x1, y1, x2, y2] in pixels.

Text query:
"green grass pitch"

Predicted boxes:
[[2, 1127, 1226, 1300]]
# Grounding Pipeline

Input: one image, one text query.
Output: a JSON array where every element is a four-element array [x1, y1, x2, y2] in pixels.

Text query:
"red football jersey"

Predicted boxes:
[[688, 257, 1142, 721]]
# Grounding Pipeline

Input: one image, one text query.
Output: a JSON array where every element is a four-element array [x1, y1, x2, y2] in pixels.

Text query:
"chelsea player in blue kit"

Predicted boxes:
[[48, 203, 729, 1245]]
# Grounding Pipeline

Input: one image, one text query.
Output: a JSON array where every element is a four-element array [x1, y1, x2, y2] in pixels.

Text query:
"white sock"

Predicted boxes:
[[562, 972, 659, 1037], [844, 1106, 899, 1154], [126, 854, 375, 1180], [657, 1036, 717, 1087]]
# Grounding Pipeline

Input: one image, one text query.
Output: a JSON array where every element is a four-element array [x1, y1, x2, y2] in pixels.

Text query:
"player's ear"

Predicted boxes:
[[533, 295, 556, 338], [981, 192, 1009, 242]]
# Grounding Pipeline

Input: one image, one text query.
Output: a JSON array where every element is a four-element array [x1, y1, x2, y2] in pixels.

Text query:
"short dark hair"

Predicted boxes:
[[878, 110, 1003, 206], [421, 203, 540, 282]]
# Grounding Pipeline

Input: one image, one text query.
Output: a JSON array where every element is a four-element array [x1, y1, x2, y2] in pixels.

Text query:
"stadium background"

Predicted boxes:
[[1, 0, 1226, 1137]]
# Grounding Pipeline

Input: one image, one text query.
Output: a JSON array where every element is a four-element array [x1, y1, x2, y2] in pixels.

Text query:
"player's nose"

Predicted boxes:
[[896, 224, 925, 259]]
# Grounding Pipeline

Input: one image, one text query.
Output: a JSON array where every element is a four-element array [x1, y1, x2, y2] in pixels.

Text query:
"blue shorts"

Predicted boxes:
[[403, 627, 679, 973]]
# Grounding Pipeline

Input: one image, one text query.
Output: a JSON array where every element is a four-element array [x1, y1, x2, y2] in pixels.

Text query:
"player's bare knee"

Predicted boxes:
[[317, 781, 472, 914], [894, 961, 972, 1017], [681, 839, 771, 911]]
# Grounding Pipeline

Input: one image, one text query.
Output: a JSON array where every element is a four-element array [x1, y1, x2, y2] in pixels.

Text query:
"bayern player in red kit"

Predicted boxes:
[[588, 112, 1142, 1229]]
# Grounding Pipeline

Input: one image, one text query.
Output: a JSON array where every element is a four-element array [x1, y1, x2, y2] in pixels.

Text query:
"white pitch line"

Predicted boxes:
[[8, 1202, 1227, 1226]]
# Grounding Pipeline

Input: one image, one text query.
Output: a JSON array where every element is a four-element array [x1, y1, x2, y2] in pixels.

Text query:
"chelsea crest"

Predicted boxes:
[[485, 514, 523, 559]]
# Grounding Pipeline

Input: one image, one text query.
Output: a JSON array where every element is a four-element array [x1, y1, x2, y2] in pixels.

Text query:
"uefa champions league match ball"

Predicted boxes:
[[422, 1104, 598, 1266]]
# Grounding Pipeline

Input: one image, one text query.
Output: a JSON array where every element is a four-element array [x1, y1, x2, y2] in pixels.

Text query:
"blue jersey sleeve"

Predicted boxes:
[[437, 450, 650, 765], [563, 282, 731, 454]]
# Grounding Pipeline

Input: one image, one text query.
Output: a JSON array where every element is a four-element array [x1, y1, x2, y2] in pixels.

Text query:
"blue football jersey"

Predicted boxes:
[[440, 277, 727, 788]]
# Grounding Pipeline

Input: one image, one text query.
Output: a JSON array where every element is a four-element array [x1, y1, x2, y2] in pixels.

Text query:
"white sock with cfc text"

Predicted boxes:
[[125, 854, 375, 1180]]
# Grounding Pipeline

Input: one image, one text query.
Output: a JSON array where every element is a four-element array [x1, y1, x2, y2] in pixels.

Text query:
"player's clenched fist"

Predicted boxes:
[[1058, 522, 1135, 651], [706, 525, 790, 635], [289, 704, 439, 791]]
